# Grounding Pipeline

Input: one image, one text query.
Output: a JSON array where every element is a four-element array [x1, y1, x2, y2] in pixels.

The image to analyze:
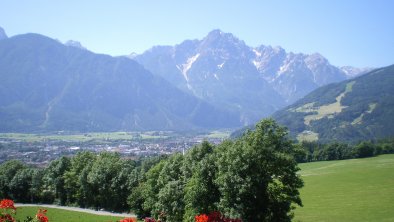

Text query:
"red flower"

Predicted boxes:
[[208, 211, 222, 221], [195, 214, 208, 222], [0, 200, 16, 210], [36, 209, 49, 222], [38, 209, 47, 214], [144, 217, 156, 222], [195, 212, 242, 222], [0, 213, 16, 222], [120, 218, 137, 222]]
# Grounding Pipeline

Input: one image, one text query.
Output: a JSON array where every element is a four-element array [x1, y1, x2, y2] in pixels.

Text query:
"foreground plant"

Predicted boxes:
[[0, 199, 16, 222], [33, 209, 49, 222], [0, 199, 48, 222], [195, 211, 242, 222], [119, 218, 137, 222]]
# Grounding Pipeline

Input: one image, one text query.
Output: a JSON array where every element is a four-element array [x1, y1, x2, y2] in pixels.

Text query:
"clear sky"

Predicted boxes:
[[0, 0, 393, 67]]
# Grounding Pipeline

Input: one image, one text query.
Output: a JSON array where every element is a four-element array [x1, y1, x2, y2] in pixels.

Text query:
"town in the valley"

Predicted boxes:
[[0, 131, 229, 166]]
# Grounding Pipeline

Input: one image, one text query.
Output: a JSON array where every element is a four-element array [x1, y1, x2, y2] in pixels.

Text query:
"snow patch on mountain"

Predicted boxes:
[[134, 29, 369, 120], [65, 40, 87, 50], [176, 53, 200, 82], [340, 66, 374, 78]]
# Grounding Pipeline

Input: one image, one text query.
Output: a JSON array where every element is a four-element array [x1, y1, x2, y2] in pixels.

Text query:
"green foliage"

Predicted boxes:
[[9, 168, 35, 202], [0, 160, 26, 199], [63, 151, 96, 207], [132, 119, 303, 222], [296, 139, 394, 163], [0, 151, 140, 213], [215, 119, 303, 221], [354, 141, 375, 158], [183, 141, 218, 221], [43, 156, 71, 205]]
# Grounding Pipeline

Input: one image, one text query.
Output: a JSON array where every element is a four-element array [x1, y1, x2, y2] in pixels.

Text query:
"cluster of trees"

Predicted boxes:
[[0, 119, 304, 222], [128, 119, 303, 222], [296, 138, 394, 163], [0, 151, 164, 213]]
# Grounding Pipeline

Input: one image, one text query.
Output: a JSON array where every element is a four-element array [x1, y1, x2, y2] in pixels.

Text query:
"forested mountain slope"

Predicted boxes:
[[273, 64, 394, 142]]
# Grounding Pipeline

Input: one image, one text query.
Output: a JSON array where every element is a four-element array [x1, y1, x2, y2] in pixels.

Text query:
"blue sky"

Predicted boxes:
[[0, 0, 393, 67]]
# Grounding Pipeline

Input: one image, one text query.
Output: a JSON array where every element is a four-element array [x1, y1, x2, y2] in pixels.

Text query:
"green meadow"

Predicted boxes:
[[294, 154, 394, 222], [13, 206, 129, 222]]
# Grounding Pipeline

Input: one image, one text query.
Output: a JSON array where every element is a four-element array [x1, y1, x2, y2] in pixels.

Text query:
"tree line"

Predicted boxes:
[[0, 119, 304, 222], [295, 138, 394, 163]]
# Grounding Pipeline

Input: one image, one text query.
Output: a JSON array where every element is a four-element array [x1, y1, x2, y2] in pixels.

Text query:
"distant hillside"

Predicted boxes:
[[273, 64, 394, 142], [0, 33, 241, 132]]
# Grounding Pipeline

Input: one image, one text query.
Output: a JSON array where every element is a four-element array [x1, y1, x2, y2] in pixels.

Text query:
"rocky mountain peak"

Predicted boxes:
[[134, 29, 367, 121], [205, 29, 226, 40], [305, 53, 328, 66], [200, 29, 246, 51], [340, 66, 374, 78]]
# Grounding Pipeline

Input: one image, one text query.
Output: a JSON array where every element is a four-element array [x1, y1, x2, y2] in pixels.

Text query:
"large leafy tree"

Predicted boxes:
[[215, 119, 303, 222], [63, 151, 97, 207], [155, 153, 185, 222], [43, 156, 71, 205], [0, 160, 26, 198], [9, 168, 35, 202], [183, 141, 219, 222], [87, 152, 124, 211]]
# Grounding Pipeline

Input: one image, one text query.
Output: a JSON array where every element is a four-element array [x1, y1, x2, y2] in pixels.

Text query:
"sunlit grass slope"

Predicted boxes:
[[294, 154, 394, 222]]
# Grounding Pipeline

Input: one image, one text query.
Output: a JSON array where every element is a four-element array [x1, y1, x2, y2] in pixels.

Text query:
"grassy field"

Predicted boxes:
[[294, 154, 394, 222], [206, 130, 231, 139], [303, 81, 355, 126], [13, 206, 131, 222]]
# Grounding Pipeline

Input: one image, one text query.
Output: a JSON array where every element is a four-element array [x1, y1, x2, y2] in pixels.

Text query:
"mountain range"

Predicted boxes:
[[0, 31, 240, 132], [0, 27, 377, 133], [134, 29, 371, 125]]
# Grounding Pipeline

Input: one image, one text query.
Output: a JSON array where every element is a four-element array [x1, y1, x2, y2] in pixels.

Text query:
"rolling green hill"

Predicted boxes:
[[273, 64, 394, 142], [294, 154, 394, 222]]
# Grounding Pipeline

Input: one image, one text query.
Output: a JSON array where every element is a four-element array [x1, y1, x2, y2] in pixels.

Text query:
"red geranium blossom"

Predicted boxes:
[[195, 211, 242, 222], [144, 217, 156, 222], [195, 214, 209, 222], [0, 200, 16, 210], [120, 218, 137, 222], [36, 209, 49, 222], [0, 213, 15, 222]]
